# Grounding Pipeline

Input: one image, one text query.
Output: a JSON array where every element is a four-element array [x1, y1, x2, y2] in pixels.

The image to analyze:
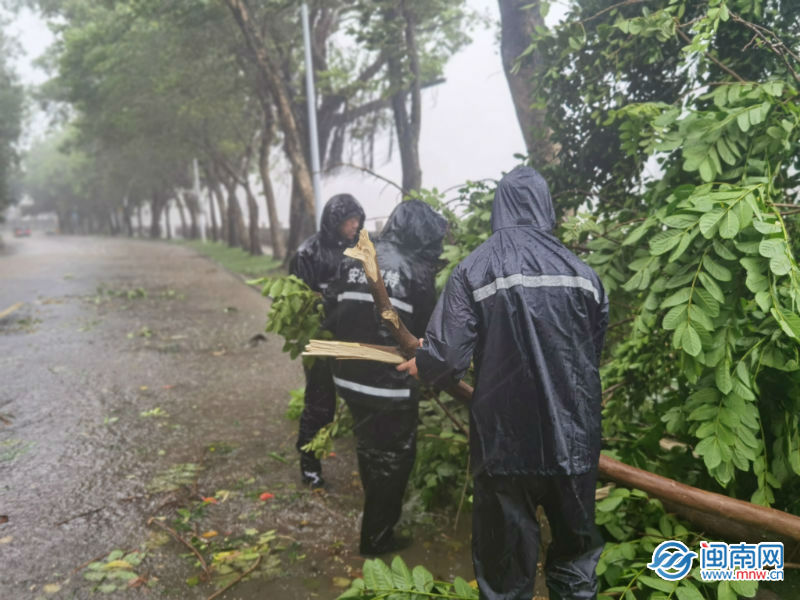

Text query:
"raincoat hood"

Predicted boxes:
[[320, 193, 366, 247], [289, 193, 366, 293], [491, 166, 556, 232], [379, 199, 448, 262]]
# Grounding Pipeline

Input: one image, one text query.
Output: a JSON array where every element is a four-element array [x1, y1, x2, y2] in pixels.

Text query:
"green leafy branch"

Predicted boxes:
[[249, 275, 330, 359], [338, 556, 477, 599]]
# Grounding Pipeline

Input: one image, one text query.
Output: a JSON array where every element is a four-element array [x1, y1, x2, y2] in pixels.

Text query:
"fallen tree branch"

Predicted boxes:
[[55, 506, 104, 526], [451, 375, 800, 543], [148, 517, 211, 581], [346, 231, 800, 544], [431, 395, 469, 439], [71, 548, 137, 575], [0, 302, 23, 320], [206, 554, 261, 600], [597, 454, 800, 542]]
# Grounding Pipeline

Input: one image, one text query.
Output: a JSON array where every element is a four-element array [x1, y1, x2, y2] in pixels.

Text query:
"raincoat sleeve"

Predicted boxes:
[[416, 264, 479, 388], [289, 250, 318, 291], [320, 261, 346, 330]]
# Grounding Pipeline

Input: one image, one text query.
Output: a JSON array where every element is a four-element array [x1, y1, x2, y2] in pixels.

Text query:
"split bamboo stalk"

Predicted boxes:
[[303, 340, 404, 364]]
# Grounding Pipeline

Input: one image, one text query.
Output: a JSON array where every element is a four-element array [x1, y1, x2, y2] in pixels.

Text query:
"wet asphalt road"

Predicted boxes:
[[0, 234, 472, 600]]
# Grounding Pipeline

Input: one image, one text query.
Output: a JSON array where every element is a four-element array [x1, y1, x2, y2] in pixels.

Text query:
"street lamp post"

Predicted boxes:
[[301, 2, 323, 229]]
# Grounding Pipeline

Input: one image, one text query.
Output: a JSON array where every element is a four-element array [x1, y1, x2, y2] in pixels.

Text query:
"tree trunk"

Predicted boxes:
[[186, 191, 199, 240], [176, 192, 189, 238], [123, 203, 134, 237], [285, 175, 316, 261], [107, 209, 116, 235], [258, 117, 285, 260], [165, 199, 173, 240], [243, 180, 263, 256], [225, 179, 240, 248], [224, 0, 317, 239], [213, 183, 228, 244], [149, 190, 166, 239], [206, 163, 229, 244], [224, 178, 248, 250], [235, 190, 249, 252], [207, 185, 218, 242], [498, 0, 554, 166], [389, 76, 420, 193], [137, 204, 143, 237], [385, 2, 422, 194], [403, 0, 422, 191]]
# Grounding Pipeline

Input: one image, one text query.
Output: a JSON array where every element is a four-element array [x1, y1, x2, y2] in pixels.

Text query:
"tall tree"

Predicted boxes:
[[497, 0, 553, 167], [223, 0, 318, 253], [0, 26, 24, 220], [533, 0, 800, 514], [224, 0, 471, 253], [353, 0, 472, 194]]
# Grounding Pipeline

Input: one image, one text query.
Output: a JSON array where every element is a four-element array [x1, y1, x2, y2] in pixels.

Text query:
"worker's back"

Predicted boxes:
[[419, 166, 609, 476]]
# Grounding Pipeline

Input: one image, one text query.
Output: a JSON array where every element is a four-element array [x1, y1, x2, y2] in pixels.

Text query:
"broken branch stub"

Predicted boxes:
[[343, 229, 420, 358]]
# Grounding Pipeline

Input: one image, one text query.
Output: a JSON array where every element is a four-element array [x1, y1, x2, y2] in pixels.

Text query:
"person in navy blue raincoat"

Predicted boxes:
[[289, 194, 365, 488], [327, 199, 447, 556], [398, 167, 608, 600]]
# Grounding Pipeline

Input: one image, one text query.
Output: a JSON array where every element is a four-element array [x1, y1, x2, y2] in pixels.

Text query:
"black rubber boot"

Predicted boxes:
[[300, 454, 325, 489]]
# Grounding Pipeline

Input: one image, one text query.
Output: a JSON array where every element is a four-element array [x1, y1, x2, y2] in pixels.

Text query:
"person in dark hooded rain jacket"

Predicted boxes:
[[398, 167, 608, 600], [289, 193, 365, 489], [326, 199, 447, 556]]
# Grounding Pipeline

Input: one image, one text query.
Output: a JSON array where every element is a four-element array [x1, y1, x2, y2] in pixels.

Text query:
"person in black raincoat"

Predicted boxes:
[[289, 193, 365, 488], [398, 167, 608, 600], [327, 199, 447, 556]]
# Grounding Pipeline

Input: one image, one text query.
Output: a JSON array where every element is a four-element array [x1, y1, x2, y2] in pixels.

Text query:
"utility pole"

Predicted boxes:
[[301, 2, 323, 228]]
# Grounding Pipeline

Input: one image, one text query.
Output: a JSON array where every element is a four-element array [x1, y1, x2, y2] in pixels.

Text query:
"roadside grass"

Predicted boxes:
[[179, 240, 284, 278]]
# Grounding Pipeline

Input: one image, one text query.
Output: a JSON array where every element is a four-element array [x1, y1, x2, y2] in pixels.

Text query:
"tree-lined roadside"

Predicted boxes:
[[14, 0, 472, 258]]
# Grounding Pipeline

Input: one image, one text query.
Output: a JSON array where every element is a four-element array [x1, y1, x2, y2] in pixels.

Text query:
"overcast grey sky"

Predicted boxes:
[[8, 0, 567, 226]]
